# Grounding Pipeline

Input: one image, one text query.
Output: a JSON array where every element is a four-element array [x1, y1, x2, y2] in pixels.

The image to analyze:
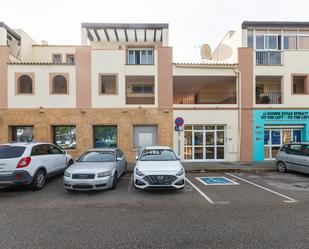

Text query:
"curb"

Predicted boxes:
[[126, 168, 277, 174]]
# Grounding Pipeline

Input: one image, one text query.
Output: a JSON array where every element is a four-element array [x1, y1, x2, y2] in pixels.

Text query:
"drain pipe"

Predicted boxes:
[[233, 68, 241, 161]]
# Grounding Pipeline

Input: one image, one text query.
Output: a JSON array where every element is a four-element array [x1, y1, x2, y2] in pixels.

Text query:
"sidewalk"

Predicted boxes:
[[127, 161, 277, 173], [182, 161, 276, 173]]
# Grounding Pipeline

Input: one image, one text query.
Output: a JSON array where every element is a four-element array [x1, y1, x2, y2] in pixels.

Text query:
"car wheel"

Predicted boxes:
[[110, 171, 118, 190], [31, 169, 46, 190], [123, 162, 128, 175], [277, 161, 288, 173]]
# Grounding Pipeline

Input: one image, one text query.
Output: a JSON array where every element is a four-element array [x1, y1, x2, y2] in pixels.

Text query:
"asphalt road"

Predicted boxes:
[[1, 172, 309, 249]]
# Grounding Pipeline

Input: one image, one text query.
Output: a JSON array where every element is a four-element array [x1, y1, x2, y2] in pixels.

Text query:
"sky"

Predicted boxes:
[[1, 0, 309, 62]]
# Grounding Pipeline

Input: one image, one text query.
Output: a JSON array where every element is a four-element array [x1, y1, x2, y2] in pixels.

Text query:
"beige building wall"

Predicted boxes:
[[254, 51, 309, 108], [91, 49, 158, 108], [8, 65, 76, 108], [0, 108, 173, 162]]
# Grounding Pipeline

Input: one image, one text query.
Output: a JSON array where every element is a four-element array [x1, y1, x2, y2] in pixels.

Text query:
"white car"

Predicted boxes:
[[134, 146, 185, 190], [64, 148, 127, 191], [0, 142, 74, 190]]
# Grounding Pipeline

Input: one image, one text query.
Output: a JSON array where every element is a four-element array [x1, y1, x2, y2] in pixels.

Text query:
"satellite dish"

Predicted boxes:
[[200, 44, 212, 60]]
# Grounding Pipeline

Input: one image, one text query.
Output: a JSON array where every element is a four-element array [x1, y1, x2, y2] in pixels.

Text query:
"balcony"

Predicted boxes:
[[173, 76, 237, 105], [256, 51, 283, 66], [126, 92, 155, 105], [174, 92, 236, 104], [256, 76, 282, 104], [256, 92, 282, 104], [125, 76, 155, 105]]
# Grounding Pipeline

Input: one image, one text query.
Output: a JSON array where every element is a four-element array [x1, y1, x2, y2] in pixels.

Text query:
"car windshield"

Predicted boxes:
[[0, 146, 26, 159], [78, 151, 115, 162], [140, 149, 177, 161]]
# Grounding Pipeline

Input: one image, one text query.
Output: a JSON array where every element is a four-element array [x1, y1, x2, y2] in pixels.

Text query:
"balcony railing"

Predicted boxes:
[[174, 92, 237, 105], [256, 92, 282, 104], [126, 92, 155, 105], [256, 51, 283, 66]]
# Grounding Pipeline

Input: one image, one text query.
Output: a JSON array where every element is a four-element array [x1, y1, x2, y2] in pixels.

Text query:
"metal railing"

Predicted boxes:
[[173, 92, 237, 104], [256, 92, 282, 104], [126, 92, 155, 105], [256, 51, 283, 66]]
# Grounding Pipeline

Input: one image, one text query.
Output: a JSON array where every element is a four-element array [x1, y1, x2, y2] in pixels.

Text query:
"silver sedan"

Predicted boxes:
[[63, 148, 127, 191]]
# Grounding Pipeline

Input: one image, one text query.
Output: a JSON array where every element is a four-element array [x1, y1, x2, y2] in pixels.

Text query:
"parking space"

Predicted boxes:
[[0, 174, 204, 211], [1, 172, 309, 208], [1, 171, 309, 249], [185, 172, 309, 205]]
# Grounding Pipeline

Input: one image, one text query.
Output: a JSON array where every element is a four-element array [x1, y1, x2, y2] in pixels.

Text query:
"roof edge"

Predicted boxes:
[[242, 21, 309, 29], [81, 22, 169, 29]]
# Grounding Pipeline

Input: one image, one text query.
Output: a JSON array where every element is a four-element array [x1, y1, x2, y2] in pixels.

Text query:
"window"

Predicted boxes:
[[52, 54, 62, 64], [17, 75, 33, 94], [66, 54, 75, 64], [0, 146, 26, 159], [284, 36, 297, 50], [31, 144, 50, 156], [11, 126, 34, 142], [293, 76, 307, 94], [303, 145, 309, 156], [299, 36, 309, 49], [255, 31, 281, 50], [99, 75, 117, 94], [78, 151, 115, 162], [53, 126, 76, 149], [93, 126, 117, 148], [287, 144, 303, 155], [127, 48, 154, 65], [49, 144, 63, 154], [132, 85, 154, 93], [51, 74, 68, 94]]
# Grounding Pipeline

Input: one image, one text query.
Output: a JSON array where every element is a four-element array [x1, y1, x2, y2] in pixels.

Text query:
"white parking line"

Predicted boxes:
[[225, 173, 297, 203], [185, 177, 215, 204]]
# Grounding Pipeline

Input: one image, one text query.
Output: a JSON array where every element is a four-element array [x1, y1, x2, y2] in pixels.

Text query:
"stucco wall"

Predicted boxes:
[[8, 65, 76, 108], [173, 110, 239, 161]]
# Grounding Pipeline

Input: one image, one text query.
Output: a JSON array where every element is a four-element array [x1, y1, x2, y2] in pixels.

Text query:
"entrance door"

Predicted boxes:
[[264, 128, 302, 160], [133, 125, 158, 155], [184, 125, 225, 161]]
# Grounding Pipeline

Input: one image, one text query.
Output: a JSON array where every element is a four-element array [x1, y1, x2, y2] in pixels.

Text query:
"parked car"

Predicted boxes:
[[134, 146, 185, 190], [63, 148, 127, 191], [276, 142, 309, 174], [0, 142, 74, 190]]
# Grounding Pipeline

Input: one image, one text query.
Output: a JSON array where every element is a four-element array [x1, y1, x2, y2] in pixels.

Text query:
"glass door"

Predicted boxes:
[[193, 130, 204, 160], [264, 129, 302, 160]]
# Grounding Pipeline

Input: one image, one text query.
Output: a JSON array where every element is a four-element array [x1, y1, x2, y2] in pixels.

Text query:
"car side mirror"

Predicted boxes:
[[136, 156, 139, 161], [116, 157, 122, 162], [177, 156, 181, 161]]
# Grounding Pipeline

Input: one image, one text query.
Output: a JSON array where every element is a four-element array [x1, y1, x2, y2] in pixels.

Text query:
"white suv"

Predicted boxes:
[[0, 142, 74, 190]]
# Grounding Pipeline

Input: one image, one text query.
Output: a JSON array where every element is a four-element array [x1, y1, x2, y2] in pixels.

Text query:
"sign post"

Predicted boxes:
[[174, 117, 184, 157]]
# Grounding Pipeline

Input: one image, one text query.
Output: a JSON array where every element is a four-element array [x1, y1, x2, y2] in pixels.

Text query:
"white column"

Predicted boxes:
[[81, 28, 88, 45], [0, 27, 7, 45], [162, 28, 169, 46]]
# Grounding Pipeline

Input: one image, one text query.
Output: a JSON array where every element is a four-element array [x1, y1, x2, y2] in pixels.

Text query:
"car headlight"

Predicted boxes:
[[64, 171, 71, 178], [97, 171, 111, 178], [135, 168, 144, 177], [176, 168, 184, 176]]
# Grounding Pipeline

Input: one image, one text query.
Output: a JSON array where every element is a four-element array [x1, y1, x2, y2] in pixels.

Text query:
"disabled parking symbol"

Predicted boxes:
[[196, 177, 239, 186]]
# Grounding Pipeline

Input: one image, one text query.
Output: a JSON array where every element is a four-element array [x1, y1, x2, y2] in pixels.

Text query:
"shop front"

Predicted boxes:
[[253, 110, 309, 161], [173, 110, 239, 162]]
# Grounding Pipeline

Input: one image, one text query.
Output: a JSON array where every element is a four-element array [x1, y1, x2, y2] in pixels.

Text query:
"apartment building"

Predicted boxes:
[[0, 22, 173, 162], [1, 21, 309, 163], [214, 21, 309, 161]]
